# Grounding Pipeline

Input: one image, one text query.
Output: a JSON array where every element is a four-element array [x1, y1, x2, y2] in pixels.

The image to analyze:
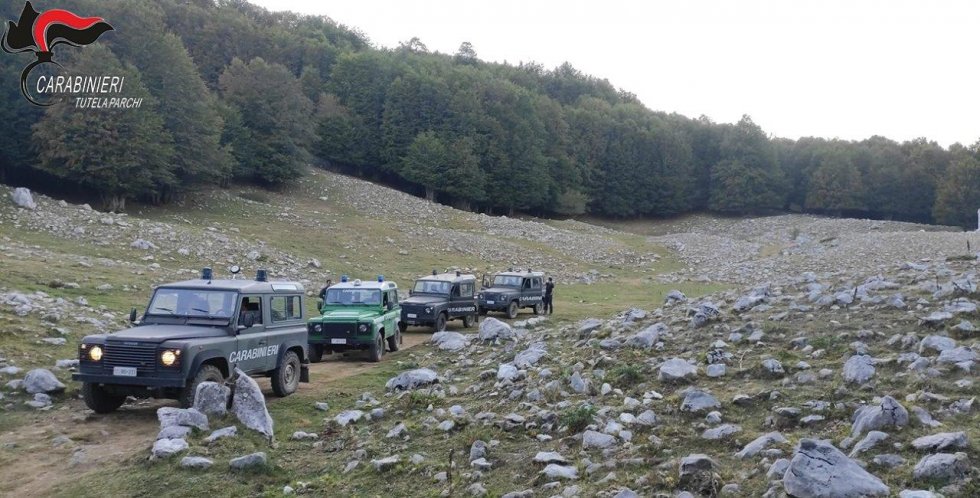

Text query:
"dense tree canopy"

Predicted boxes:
[[0, 0, 977, 227]]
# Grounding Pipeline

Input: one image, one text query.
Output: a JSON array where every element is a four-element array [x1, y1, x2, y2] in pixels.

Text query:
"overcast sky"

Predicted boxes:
[[251, 0, 979, 147]]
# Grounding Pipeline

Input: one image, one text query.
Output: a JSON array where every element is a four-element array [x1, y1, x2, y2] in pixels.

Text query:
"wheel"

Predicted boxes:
[[387, 329, 400, 352], [478, 307, 487, 316], [368, 334, 383, 362], [434, 313, 448, 332], [398, 321, 408, 333], [506, 301, 519, 319], [178, 364, 224, 408], [82, 382, 126, 414], [271, 350, 301, 397], [309, 344, 324, 363], [462, 314, 475, 328], [532, 303, 542, 315]]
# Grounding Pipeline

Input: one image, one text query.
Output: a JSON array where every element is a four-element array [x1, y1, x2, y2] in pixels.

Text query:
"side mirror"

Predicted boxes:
[[317, 299, 324, 310], [129, 308, 138, 323], [241, 312, 255, 329], [408, 290, 414, 297]]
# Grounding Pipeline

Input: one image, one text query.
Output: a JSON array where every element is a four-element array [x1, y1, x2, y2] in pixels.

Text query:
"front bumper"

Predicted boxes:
[[73, 371, 186, 388], [479, 300, 511, 311]]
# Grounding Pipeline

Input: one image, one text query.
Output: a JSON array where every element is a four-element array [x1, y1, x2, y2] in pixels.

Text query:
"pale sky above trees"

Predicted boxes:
[[252, 0, 980, 147]]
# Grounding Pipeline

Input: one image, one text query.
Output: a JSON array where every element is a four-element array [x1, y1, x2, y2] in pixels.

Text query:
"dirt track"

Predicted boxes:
[[0, 331, 432, 498]]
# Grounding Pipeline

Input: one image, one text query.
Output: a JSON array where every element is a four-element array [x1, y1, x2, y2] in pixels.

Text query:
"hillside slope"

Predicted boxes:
[[0, 171, 977, 497]]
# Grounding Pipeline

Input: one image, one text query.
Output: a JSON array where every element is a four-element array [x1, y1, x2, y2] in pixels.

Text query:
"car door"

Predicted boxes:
[[453, 282, 476, 317], [232, 295, 270, 374], [384, 290, 399, 336]]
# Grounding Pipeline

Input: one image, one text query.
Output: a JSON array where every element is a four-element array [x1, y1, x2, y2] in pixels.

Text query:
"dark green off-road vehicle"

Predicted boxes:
[[399, 271, 478, 332], [478, 269, 546, 319], [307, 276, 402, 363], [73, 268, 310, 413]]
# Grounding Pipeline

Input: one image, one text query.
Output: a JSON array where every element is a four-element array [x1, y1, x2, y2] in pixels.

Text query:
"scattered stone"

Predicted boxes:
[[541, 464, 578, 480], [479, 317, 514, 342], [151, 438, 188, 459], [370, 455, 400, 471], [158, 407, 209, 431], [680, 389, 720, 413], [582, 430, 617, 450], [736, 432, 788, 459], [911, 432, 969, 452], [912, 452, 970, 482], [783, 439, 889, 497], [851, 396, 909, 437], [229, 452, 267, 470], [843, 354, 876, 384], [659, 358, 697, 382], [702, 424, 740, 440], [205, 426, 238, 444], [180, 456, 214, 469]]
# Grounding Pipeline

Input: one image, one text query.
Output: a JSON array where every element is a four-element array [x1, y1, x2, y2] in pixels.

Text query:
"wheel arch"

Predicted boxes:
[[191, 351, 230, 378]]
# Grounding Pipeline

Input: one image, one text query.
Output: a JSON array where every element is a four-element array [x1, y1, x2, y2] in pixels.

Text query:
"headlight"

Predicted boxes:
[[478, 293, 484, 299], [160, 349, 180, 367], [313, 324, 322, 333], [88, 345, 103, 362], [358, 324, 368, 333], [424, 307, 432, 314]]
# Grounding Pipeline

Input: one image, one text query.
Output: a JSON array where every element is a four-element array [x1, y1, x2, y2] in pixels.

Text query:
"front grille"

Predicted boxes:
[[104, 342, 158, 375], [322, 323, 357, 336], [402, 304, 430, 316]]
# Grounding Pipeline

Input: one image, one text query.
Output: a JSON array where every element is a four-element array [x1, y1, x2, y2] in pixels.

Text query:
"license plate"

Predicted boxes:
[[330, 338, 346, 345], [486, 300, 495, 305], [407, 313, 417, 318], [113, 366, 137, 377]]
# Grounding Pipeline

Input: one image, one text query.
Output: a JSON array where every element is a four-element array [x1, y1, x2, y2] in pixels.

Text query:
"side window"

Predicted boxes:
[[532, 278, 542, 289], [523, 278, 531, 289], [460, 283, 474, 297], [271, 295, 302, 322], [239, 296, 263, 325]]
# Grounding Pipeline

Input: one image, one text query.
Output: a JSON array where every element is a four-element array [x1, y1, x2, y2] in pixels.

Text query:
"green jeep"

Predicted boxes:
[[307, 276, 402, 363]]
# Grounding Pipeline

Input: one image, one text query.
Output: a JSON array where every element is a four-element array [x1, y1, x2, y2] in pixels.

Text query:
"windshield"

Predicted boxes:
[[147, 289, 237, 318], [325, 288, 381, 305], [492, 275, 523, 288], [413, 280, 451, 294]]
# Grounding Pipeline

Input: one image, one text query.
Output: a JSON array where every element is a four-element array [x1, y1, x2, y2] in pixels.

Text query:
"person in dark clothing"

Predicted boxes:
[[543, 277, 555, 315], [318, 279, 333, 302]]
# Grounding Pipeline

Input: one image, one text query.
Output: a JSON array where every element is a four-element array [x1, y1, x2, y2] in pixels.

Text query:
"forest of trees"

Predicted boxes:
[[2, 0, 979, 227]]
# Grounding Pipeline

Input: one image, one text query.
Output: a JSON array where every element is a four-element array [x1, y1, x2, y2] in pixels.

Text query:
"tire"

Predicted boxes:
[[506, 301, 519, 319], [368, 334, 383, 363], [434, 313, 448, 332], [271, 350, 301, 397], [478, 307, 487, 316], [462, 314, 475, 328], [82, 382, 126, 414], [309, 344, 324, 363], [532, 303, 542, 315], [387, 329, 400, 352], [178, 364, 224, 408]]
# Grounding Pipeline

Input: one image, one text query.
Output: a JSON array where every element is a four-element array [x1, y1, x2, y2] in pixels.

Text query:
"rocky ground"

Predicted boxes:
[[0, 173, 978, 497]]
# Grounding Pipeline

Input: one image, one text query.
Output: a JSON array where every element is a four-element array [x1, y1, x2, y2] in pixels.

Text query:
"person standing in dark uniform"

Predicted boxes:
[[543, 277, 555, 315]]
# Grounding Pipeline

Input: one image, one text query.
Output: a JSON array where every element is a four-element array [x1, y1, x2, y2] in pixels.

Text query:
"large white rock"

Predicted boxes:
[[231, 369, 273, 438], [385, 368, 439, 390], [193, 381, 230, 417], [782, 439, 889, 497], [479, 317, 513, 342], [158, 407, 210, 431], [513, 343, 547, 368], [912, 452, 970, 482], [430, 331, 469, 351], [11, 187, 36, 210], [151, 438, 188, 459], [911, 432, 969, 451], [22, 369, 65, 394]]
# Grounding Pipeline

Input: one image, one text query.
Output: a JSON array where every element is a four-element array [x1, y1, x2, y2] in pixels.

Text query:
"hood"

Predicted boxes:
[[316, 309, 382, 322], [103, 324, 229, 343], [481, 287, 519, 295], [402, 295, 447, 306]]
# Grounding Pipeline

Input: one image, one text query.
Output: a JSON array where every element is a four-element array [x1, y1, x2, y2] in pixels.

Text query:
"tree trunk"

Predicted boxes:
[[102, 194, 126, 212], [424, 187, 435, 202]]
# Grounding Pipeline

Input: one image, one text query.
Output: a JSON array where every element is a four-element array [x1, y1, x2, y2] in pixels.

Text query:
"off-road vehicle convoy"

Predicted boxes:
[[73, 268, 310, 413], [307, 276, 402, 363], [399, 271, 478, 331], [478, 269, 546, 318]]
